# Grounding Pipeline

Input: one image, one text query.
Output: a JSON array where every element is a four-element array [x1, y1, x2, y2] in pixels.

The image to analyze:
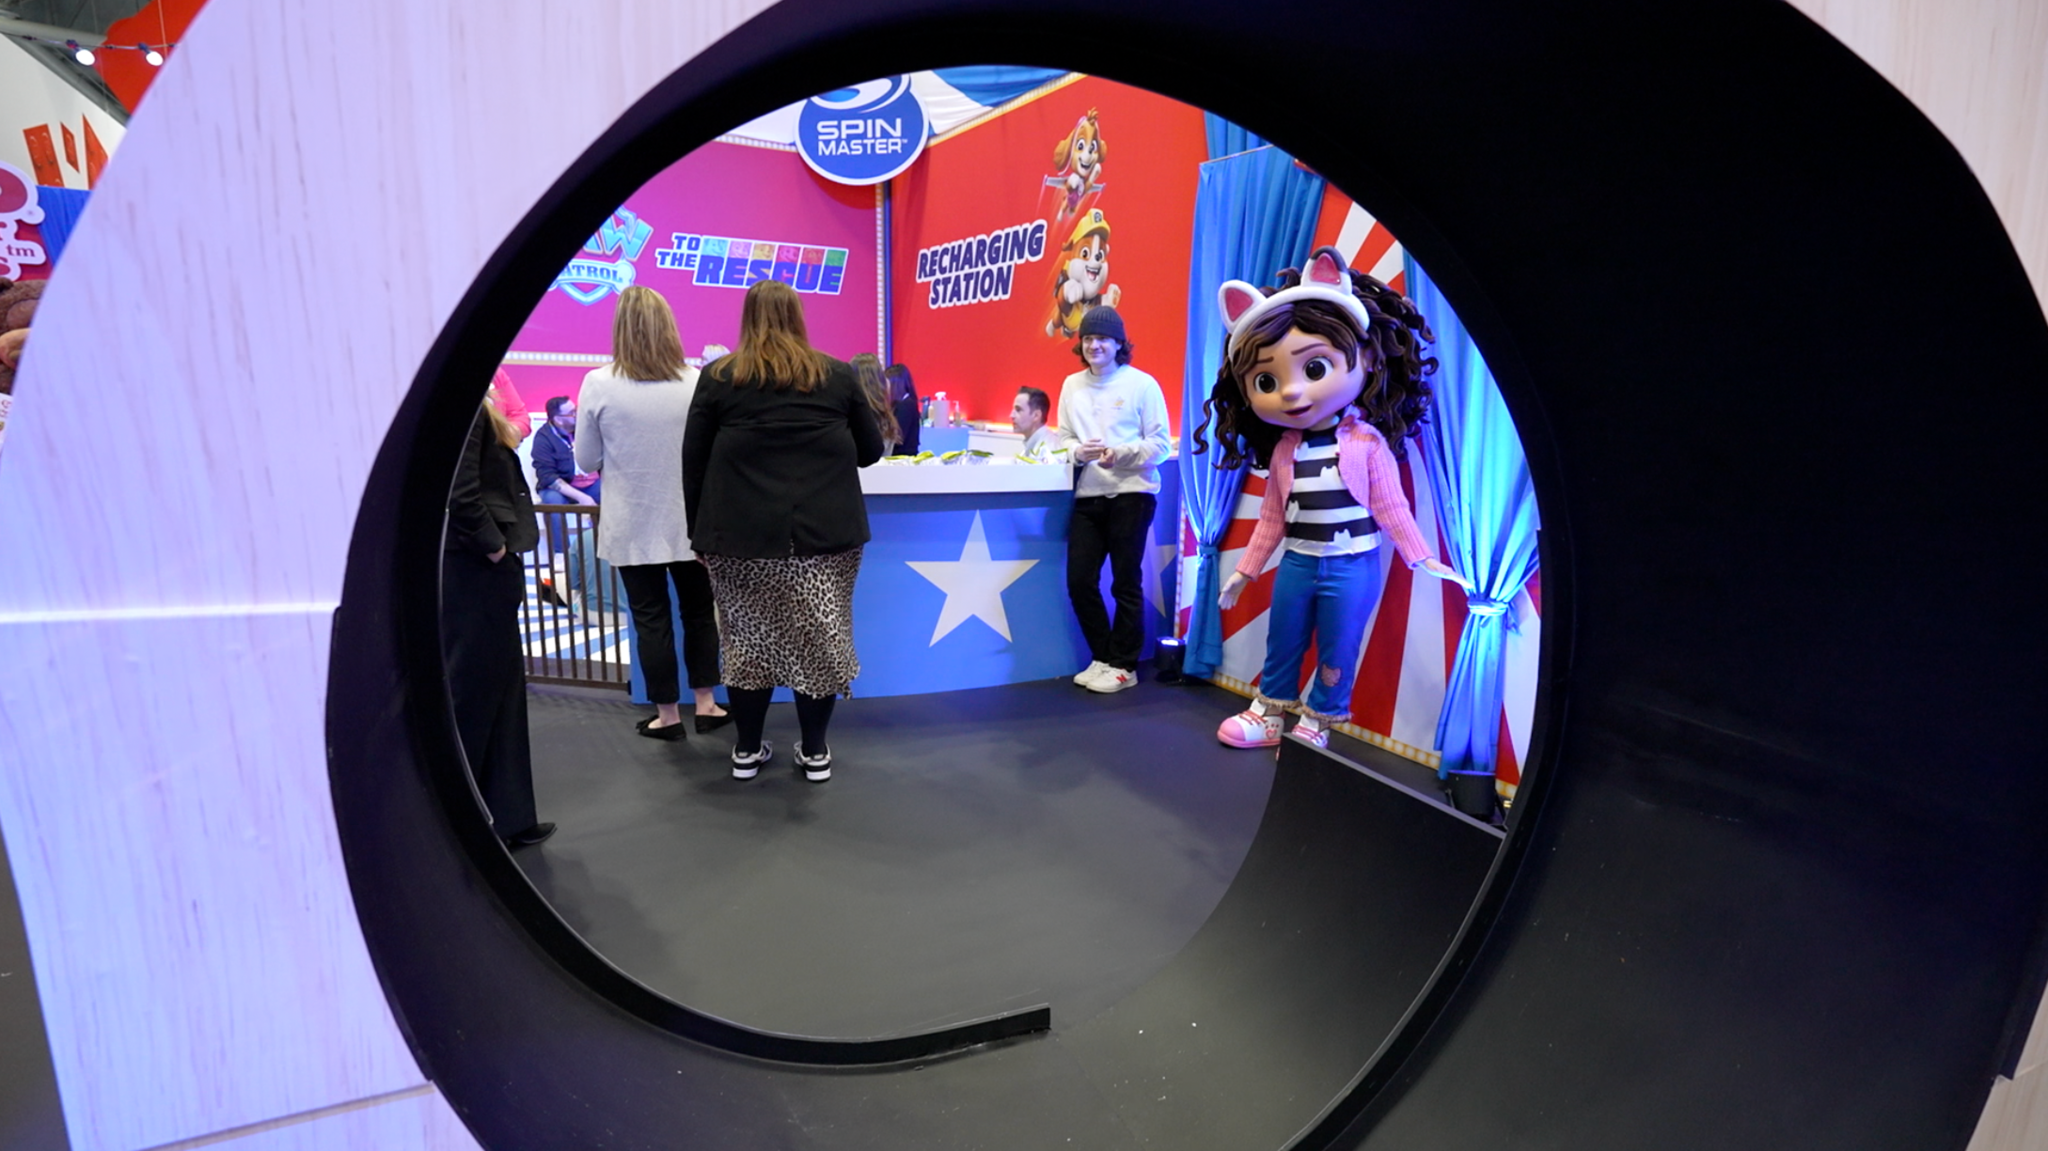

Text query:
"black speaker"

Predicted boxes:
[[1154, 637, 1185, 684]]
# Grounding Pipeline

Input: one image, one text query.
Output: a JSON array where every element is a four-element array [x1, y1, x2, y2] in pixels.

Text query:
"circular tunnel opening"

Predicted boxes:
[[326, 0, 2048, 1147]]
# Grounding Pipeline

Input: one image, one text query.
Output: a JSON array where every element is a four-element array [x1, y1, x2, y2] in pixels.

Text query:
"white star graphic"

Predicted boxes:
[[1146, 541, 1177, 618], [906, 511, 1040, 645]]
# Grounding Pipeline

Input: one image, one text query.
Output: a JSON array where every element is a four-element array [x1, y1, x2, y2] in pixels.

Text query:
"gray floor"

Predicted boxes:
[[518, 674, 1453, 1039], [0, 824, 69, 1151]]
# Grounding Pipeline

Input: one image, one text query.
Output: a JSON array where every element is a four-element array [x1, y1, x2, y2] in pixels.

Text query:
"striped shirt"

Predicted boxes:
[[1283, 427, 1380, 556]]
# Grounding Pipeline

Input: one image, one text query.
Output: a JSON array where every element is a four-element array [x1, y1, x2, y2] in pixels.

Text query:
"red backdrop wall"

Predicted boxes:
[[888, 76, 1207, 430], [504, 139, 882, 408]]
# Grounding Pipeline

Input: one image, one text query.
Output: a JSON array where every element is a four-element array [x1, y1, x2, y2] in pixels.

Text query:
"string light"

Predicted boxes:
[[31, 37, 179, 65]]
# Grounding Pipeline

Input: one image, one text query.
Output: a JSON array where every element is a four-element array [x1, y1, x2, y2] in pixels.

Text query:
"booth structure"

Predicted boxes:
[[504, 69, 1538, 798], [1, 1, 2046, 1150]]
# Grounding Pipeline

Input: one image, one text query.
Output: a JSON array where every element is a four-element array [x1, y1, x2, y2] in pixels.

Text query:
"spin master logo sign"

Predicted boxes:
[[796, 76, 928, 186]]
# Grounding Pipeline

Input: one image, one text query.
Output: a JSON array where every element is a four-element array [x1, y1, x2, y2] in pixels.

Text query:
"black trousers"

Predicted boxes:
[[440, 548, 539, 835], [617, 560, 721, 704], [1066, 492, 1156, 671]]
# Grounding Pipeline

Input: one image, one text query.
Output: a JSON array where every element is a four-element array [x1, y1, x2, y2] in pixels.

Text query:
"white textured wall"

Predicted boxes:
[[0, 1, 771, 1148], [0, 1, 2040, 1148]]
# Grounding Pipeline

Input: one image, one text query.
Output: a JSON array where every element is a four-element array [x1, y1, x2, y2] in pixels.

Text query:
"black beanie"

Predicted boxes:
[[1077, 305, 1126, 344]]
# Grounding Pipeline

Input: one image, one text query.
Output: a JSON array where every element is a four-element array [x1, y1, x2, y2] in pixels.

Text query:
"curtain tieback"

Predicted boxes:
[[1198, 543, 1221, 559], [1465, 594, 1510, 617]]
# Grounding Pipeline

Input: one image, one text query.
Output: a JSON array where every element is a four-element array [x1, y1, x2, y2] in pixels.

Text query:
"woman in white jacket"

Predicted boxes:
[[575, 286, 729, 738]]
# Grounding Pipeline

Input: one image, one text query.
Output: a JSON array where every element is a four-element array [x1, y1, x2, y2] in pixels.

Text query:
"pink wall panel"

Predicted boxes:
[[505, 139, 882, 407]]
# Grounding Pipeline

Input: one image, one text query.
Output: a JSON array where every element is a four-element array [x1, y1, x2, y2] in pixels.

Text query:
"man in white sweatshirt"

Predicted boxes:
[[1055, 306, 1171, 694]]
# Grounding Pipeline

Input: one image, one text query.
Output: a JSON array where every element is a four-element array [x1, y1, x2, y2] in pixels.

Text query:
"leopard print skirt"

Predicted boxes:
[[700, 548, 863, 697]]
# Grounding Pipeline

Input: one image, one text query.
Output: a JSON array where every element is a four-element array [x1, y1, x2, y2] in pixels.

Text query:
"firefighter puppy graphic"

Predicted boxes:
[[1047, 208, 1121, 338]]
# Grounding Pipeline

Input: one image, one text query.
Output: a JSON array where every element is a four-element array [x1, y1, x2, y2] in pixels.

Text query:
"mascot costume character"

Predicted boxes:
[[1195, 247, 1470, 750]]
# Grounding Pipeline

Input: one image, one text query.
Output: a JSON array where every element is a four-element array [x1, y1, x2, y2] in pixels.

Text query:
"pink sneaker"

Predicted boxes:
[[1289, 714, 1330, 749], [1218, 700, 1283, 748]]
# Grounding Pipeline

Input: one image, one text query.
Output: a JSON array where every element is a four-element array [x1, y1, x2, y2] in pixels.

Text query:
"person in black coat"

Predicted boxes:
[[683, 279, 884, 783], [443, 399, 553, 847], [885, 361, 919, 456]]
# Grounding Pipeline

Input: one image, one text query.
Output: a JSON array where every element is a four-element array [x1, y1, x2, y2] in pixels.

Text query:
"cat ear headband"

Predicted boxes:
[[1218, 248, 1370, 357]]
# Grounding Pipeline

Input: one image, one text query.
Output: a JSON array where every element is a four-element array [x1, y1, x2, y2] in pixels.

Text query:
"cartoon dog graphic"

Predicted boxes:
[[1047, 208, 1121, 338], [1044, 107, 1106, 219]]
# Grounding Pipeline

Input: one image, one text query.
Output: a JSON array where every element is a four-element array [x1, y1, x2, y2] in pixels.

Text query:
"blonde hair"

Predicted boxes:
[[851, 353, 899, 444], [723, 279, 826, 392], [610, 286, 687, 382], [482, 399, 522, 449]]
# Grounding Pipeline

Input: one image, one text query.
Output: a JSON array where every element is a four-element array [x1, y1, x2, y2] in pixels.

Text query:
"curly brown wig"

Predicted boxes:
[[1192, 248, 1436, 469]]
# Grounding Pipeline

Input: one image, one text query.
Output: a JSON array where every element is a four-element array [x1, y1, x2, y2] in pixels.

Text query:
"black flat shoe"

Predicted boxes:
[[694, 711, 734, 733], [504, 822, 556, 848], [636, 716, 687, 741]]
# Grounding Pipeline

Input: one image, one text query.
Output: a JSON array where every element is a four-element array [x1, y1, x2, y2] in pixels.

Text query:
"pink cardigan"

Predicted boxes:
[[1235, 415, 1435, 580]]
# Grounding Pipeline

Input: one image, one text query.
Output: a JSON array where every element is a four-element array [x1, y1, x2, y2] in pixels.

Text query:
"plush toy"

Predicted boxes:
[[1046, 107, 1106, 219], [1194, 247, 1469, 751], [1045, 208, 1120, 338], [0, 276, 43, 397]]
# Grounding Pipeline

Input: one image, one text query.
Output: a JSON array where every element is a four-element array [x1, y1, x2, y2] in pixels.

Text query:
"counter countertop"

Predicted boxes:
[[859, 462, 1073, 495]]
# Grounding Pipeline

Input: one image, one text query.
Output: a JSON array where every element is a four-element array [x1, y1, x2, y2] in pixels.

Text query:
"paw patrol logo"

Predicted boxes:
[[796, 76, 929, 186], [0, 162, 47, 282], [553, 208, 653, 305]]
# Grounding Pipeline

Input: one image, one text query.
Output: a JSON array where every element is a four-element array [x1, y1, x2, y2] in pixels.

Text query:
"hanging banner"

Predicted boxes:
[[797, 76, 929, 186]]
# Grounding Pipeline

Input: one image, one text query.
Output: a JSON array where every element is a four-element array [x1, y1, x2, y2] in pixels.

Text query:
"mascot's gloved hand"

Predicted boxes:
[[1219, 571, 1251, 609], [1418, 557, 1474, 590]]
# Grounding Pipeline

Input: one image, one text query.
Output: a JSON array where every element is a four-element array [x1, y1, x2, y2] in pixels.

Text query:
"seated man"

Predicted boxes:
[[534, 396, 601, 507], [1011, 386, 1056, 461], [532, 394, 601, 566]]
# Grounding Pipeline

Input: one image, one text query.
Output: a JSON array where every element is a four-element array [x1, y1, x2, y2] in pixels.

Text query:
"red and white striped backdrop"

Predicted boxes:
[[1178, 189, 1539, 802]]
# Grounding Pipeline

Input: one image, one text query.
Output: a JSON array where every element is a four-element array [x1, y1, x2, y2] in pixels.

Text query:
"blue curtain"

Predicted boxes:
[[1408, 258, 1540, 787], [930, 66, 1069, 110], [1203, 113, 1268, 159], [1179, 146, 1325, 677], [31, 187, 90, 265]]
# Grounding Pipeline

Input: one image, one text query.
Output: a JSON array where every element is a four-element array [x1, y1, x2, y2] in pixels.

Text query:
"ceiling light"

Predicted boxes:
[[65, 40, 95, 66], [142, 44, 164, 66]]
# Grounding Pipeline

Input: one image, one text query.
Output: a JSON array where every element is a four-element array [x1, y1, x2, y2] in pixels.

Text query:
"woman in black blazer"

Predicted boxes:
[[683, 280, 884, 782], [443, 399, 553, 847]]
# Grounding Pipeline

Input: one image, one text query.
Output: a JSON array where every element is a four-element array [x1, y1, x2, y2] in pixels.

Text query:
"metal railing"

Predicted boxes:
[[518, 504, 632, 688]]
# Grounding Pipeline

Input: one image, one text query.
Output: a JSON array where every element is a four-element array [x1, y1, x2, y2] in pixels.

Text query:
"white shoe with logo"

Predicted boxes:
[[731, 740, 773, 780], [1073, 660, 1113, 687], [1289, 715, 1330, 750], [795, 744, 832, 783], [1217, 699, 1284, 748], [1087, 666, 1137, 694]]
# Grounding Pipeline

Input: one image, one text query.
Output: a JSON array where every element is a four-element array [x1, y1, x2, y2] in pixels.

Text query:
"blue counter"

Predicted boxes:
[[849, 462, 1180, 698], [620, 461, 1180, 702]]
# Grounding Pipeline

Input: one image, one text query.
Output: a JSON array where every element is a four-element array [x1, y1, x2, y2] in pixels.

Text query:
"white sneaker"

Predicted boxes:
[[1289, 715, 1330, 749], [731, 740, 773, 779], [1217, 699, 1284, 748], [1073, 660, 1113, 687], [795, 744, 832, 783], [1087, 667, 1137, 693]]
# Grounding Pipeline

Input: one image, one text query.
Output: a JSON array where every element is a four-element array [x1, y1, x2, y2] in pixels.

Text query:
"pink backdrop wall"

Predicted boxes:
[[501, 139, 883, 408]]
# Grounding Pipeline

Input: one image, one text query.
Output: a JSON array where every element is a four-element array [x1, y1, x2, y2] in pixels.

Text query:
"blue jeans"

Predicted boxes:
[[538, 481, 600, 553], [1257, 549, 1385, 720]]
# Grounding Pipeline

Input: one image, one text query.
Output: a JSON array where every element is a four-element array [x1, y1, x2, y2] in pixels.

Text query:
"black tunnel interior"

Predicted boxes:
[[326, 0, 2048, 1146]]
